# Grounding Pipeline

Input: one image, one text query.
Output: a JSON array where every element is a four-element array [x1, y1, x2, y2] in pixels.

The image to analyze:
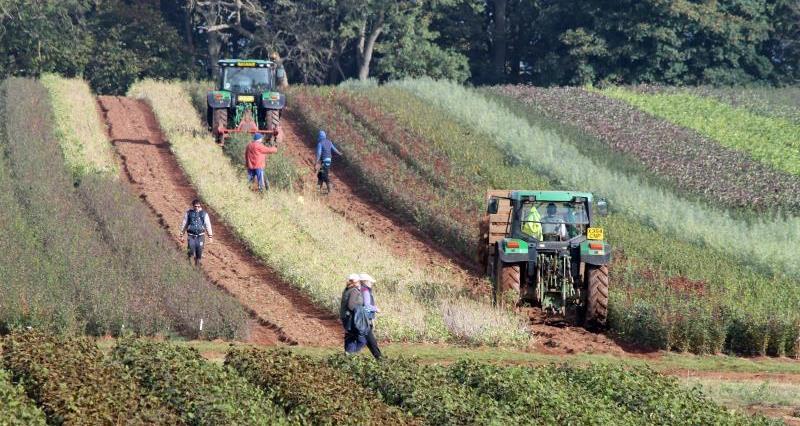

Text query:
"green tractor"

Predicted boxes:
[[206, 59, 286, 144], [482, 190, 611, 328]]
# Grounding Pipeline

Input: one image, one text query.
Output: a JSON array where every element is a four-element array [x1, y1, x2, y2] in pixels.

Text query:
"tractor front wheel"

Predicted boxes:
[[211, 108, 228, 143], [585, 265, 609, 329], [494, 259, 520, 307]]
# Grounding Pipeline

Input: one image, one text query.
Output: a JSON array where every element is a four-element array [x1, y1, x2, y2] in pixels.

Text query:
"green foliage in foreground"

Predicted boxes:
[[2, 330, 180, 425], [328, 355, 512, 425], [226, 347, 418, 425], [602, 87, 800, 178], [112, 339, 289, 425], [0, 369, 46, 425]]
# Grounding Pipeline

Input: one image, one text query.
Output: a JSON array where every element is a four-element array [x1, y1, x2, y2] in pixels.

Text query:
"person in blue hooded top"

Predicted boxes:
[[315, 130, 343, 194]]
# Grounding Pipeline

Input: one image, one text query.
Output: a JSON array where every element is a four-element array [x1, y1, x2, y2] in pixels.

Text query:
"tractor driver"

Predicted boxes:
[[521, 204, 543, 241], [541, 202, 567, 241]]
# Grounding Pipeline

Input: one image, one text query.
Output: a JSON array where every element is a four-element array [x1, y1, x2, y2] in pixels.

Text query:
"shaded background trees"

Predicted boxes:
[[1, 0, 797, 94]]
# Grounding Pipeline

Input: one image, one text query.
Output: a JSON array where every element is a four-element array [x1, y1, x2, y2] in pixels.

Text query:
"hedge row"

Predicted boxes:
[[0, 368, 46, 425], [225, 347, 419, 425], [2, 330, 180, 425], [112, 339, 289, 425]]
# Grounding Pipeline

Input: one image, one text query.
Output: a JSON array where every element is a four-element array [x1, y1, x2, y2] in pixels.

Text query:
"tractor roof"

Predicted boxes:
[[510, 190, 594, 202], [217, 59, 274, 68]]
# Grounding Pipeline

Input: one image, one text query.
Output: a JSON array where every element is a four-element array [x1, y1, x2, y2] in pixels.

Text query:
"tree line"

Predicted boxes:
[[1, 0, 797, 94]]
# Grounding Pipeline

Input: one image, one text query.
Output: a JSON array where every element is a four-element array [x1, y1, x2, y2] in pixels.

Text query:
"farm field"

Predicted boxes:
[[0, 73, 798, 424]]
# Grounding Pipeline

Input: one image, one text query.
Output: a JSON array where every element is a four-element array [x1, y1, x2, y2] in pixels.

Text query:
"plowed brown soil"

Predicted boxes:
[[97, 96, 340, 347]]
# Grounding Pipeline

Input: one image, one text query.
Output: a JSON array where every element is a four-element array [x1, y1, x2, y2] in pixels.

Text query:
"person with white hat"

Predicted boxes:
[[339, 273, 363, 353], [356, 273, 382, 360]]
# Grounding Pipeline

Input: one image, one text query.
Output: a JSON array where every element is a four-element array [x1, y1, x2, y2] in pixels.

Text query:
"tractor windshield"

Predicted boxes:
[[221, 67, 273, 93], [520, 201, 589, 241]]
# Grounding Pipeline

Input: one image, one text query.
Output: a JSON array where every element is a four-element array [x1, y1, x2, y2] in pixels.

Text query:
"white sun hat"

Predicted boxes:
[[358, 273, 376, 283], [347, 273, 361, 282]]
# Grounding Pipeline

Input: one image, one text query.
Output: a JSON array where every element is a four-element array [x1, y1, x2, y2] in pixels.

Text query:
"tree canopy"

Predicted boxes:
[[1, 0, 796, 93]]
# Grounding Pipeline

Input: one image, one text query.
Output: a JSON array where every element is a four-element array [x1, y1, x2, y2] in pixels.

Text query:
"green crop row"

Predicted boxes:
[[226, 347, 418, 425], [2, 330, 180, 425], [0, 369, 46, 425], [40, 74, 119, 178], [112, 339, 289, 425], [0, 77, 246, 338], [392, 79, 800, 290], [448, 360, 772, 425], [129, 79, 528, 346], [327, 355, 514, 425], [336, 81, 799, 356], [601, 87, 800, 177]]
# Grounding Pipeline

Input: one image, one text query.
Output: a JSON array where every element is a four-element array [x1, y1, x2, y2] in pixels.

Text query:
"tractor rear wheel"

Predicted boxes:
[[212, 108, 228, 143], [585, 265, 609, 328], [494, 259, 520, 307], [264, 109, 280, 142]]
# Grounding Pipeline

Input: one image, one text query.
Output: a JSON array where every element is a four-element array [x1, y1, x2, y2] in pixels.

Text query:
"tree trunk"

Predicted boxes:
[[492, 0, 508, 84], [208, 32, 222, 79], [357, 13, 384, 81]]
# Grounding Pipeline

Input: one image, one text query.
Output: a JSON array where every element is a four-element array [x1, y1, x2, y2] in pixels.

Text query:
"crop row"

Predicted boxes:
[[2, 330, 180, 424], [688, 86, 800, 124], [0, 77, 246, 338], [491, 85, 800, 213], [336, 81, 799, 356], [112, 339, 288, 425], [601, 87, 800, 178], [129, 79, 527, 346], [393, 79, 800, 292], [225, 347, 417, 425], [290, 87, 477, 257]]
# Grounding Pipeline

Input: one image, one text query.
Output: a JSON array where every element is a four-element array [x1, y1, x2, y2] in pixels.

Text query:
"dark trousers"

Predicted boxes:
[[317, 163, 330, 191], [356, 326, 382, 360], [187, 234, 205, 265], [344, 328, 360, 353]]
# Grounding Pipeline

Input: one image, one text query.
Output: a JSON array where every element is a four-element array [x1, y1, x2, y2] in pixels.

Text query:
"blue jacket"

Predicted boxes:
[[315, 131, 341, 163]]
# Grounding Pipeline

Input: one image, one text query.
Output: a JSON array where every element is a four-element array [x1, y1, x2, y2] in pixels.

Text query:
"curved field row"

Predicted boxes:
[[601, 87, 800, 178], [655, 86, 800, 125], [0, 77, 246, 339], [329, 82, 799, 356], [128, 79, 527, 346], [491, 85, 800, 213]]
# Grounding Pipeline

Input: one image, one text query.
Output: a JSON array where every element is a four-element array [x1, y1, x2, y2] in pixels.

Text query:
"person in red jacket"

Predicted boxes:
[[245, 133, 278, 192]]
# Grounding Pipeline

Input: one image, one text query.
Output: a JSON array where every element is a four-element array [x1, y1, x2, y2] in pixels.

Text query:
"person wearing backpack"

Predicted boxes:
[[356, 273, 382, 360], [340, 273, 363, 354], [179, 199, 213, 266]]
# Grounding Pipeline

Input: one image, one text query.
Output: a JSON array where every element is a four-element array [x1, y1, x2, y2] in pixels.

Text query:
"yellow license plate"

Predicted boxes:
[[587, 227, 604, 240], [238, 95, 255, 102]]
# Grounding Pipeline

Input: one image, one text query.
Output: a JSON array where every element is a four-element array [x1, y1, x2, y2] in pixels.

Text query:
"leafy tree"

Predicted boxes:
[[0, 0, 94, 78]]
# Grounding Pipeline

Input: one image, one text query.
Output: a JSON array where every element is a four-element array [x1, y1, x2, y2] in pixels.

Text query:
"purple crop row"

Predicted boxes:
[[493, 85, 800, 213]]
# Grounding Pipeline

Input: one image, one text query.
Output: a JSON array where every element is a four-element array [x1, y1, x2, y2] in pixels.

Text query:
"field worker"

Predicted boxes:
[[315, 130, 342, 194], [541, 202, 567, 240], [521, 204, 543, 241], [339, 273, 363, 354], [270, 51, 289, 89], [356, 273, 383, 360], [179, 199, 213, 266], [245, 133, 278, 192]]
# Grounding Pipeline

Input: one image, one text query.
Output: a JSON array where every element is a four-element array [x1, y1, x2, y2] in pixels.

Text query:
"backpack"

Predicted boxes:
[[186, 209, 207, 235]]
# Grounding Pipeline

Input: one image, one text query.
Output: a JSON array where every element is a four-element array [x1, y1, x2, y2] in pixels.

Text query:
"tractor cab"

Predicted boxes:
[[218, 60, 275, 94], [484, 190, 611, 327]]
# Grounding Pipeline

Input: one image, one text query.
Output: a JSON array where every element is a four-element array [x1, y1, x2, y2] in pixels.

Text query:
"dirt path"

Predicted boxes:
[[97, 96, 340, 347]]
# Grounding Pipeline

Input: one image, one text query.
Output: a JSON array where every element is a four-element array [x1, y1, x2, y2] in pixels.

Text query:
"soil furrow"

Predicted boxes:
[[97, 96, 340, 347]]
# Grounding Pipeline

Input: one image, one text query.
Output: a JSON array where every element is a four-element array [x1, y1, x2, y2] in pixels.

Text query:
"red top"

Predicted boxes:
[[245, 142, 278, 169]]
